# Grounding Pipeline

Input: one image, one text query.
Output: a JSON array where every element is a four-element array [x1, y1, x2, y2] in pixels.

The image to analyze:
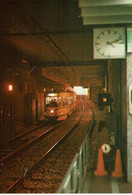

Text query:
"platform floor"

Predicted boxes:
[[82, 172, 132, 193], [82, 104, 132, 193]]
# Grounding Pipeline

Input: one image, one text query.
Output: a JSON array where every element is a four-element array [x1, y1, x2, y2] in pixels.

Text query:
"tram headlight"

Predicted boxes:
[[50, 110, 54, 113]]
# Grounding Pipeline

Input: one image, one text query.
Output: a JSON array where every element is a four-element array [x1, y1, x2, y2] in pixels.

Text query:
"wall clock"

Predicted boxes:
[[93, 27, 126, 59]]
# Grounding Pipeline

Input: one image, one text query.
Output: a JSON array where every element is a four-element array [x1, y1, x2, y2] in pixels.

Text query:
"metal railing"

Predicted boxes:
[[57, 135, 90, 193], [57, 98, 95, 193]]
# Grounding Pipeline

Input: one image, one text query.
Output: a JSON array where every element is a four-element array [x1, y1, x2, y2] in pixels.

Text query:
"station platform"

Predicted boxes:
[[82, 172, 132, 193], [82, 103, 132, 193]]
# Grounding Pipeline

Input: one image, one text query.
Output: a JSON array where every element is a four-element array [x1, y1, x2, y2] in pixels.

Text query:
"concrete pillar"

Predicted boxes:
[[127, 54, 132, 182]]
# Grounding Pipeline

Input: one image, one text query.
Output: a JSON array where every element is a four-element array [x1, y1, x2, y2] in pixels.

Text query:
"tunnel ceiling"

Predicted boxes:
[[1, 0, 125, 88]]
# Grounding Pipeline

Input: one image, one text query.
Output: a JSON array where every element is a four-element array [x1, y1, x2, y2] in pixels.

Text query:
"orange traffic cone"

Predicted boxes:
[[112, 149, 124, 177], [94, 148, 108, 176]]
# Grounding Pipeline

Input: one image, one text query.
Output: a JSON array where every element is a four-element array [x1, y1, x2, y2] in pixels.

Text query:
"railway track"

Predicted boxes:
[[0, 120, 65, 163], [0, 97, 94, 193]]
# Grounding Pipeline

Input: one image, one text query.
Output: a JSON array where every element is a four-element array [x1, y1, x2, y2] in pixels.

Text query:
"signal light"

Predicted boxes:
[[98, 93, 113, 106], [103, 97, 107, 102], [8, 84, 13, 91]]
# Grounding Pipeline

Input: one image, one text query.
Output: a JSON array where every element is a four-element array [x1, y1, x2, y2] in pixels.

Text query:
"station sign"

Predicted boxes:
[[101, 144, 110, 154]]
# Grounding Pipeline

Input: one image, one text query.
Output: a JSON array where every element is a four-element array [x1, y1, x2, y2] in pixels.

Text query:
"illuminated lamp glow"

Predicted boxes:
[[8, 84, 13, 91], [74, 86, 88, 95], [103, 88, 106, 92], [103, 97, 107, 102], [47, 93, 58, 97]]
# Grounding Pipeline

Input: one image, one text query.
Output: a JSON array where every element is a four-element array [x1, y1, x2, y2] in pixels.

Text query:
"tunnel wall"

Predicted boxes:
[[107, 59, 127, 176], [90, 86, 103, 104], [0, 49, 48, 139], [0, 65, 45, 134], [121, 59, 127, 177]]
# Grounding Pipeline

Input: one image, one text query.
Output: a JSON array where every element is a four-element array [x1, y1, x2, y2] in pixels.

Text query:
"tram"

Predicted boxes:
[[45, 91, 76, 121]]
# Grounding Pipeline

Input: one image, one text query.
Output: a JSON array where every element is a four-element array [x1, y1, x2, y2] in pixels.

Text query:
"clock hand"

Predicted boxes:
[[108, 38, 122, 44], [106, 38, 122, 47], [106, 41, 115, 48]]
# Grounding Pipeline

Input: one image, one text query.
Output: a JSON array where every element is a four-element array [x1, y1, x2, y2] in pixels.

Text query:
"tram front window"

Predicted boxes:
[[46, 98, 58, 107]]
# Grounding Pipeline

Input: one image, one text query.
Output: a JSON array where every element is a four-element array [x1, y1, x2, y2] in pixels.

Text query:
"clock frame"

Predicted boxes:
[[93, 27, 126, 59]]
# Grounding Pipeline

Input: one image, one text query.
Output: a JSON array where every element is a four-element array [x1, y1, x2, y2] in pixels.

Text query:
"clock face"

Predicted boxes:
[[93, 27, 126, 59]]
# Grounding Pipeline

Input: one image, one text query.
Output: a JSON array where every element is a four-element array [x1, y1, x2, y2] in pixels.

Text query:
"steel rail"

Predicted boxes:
[[0, 120, 47, 146], [84, 96, 95, 125], [6, 97, 85, 193], [74, 97, 95, 158], [0, 121, 64, 163]]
